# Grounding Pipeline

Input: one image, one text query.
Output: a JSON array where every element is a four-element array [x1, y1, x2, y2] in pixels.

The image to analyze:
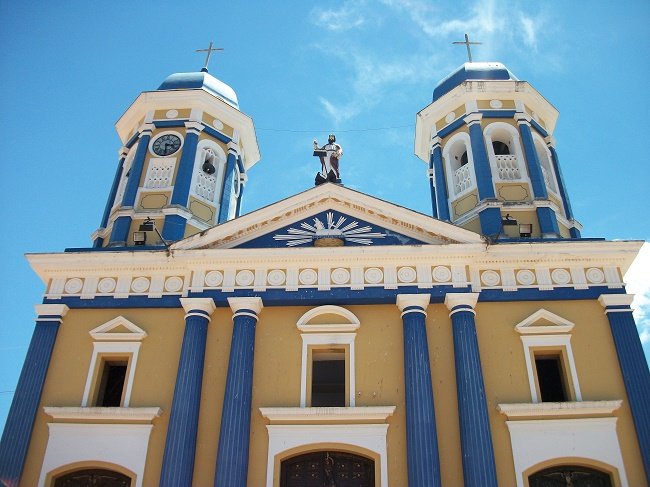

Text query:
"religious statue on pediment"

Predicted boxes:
[[313, 134, 343, 185]]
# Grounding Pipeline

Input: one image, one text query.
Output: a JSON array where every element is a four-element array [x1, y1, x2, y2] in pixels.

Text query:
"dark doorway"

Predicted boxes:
[[281, 451, 375, 487], [529, 465, 613, 487], [54, 468, 131, 487], [535, 354, 568, 402]]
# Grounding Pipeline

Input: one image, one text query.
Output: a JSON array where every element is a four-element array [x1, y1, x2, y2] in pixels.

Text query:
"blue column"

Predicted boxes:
[[159, 298, 215, 487], [430, 138, 450, 221], [217, 144, 239, 224], [546, 139, 575, 221], [445, 294, 498, 487], [109, 127, 153, 246], [94, 151, 126, 247], [396, 294, 442, 487], [599, 294, 650, 482], [214, 297, 263, 487], [0, 304, 68, 486], [465, 114, 495, 200], [517, 118, 548, 200], [536, 206, 560, 237]]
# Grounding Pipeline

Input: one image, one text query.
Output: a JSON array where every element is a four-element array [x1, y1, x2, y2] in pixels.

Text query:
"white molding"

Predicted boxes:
[[296, 305, 360, 332], [34, 304, 69, 318], [89, 316, 147, 341], [396, 294, 431, 311], [228, 296, 263, 314], [38, 423, 154, 487], [444, 292, 479, 310], [180, 297, 216, 315], [497, 400, 622, 419], [504, 418, 628, 487], [300, 333, 356, 408], [598, 294, 634, 308], [264, 423, 391, 487], [520, 334, 581, 403], [514, 309, 575, 334], [44, 406, 162, 422], [260, 406, 395, 423], [81, 341, 141, 407]]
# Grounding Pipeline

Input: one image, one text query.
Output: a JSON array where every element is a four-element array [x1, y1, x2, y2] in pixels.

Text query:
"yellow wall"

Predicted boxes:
[[22, 300, 645, 486]]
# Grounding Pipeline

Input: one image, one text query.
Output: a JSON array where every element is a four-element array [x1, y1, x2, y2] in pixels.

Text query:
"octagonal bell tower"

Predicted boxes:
[[415, 62, 580, 240], [93, 67, 260, 248]]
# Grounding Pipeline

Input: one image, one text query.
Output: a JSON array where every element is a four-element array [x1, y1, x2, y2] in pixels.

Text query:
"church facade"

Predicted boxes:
[[0, 59, 648, 487]]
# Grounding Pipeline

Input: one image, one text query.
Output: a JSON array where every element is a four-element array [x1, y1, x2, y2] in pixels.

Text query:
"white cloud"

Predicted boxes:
[[625, 242, 650, 346], [519, 14, 538, 50], [311, 1, 366, 31]]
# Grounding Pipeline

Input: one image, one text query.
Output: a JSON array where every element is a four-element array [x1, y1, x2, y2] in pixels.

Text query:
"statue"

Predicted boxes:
[[313, 134, 343, 185]]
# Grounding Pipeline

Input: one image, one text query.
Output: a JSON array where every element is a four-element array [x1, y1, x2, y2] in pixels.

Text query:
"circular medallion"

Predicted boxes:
[[432, 266, 452, 282], [397, 267, 417, 283], [299, 269, 318, 285], [151, 133, 182, 156], [64, 278, 83, 294], [97, 277, 117, 293], [267, 269, 286, 286], [586, 267, 605, 284], [213, 118, 224, 130], [331, 268, 351, 285], [235, 270, 255, 287], [204, 270, 223, 287], [445, 112, 456, 123], [131, 277, 150, 293], [489, 99, 503, 109], [481, 270, 501, 287], [164, 276, 183, 293], [364, 267, 384, 284], [551, 268, 571, 285], [516, 270, 536, 286], [165, 109, 178, 119]]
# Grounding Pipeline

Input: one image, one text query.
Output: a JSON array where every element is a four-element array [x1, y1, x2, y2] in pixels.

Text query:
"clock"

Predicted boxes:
[[152, 134, 182, 156]]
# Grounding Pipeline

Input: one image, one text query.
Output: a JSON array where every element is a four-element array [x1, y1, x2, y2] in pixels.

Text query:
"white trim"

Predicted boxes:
[[296, 305, 360, 332], [34, 304, 69, 318], [483, 121, 531, 184], [300, 333, 356, 408], [38, 423, 154, 487], [514, 309, 575, 334], [264, 423, 391, 487], [443, 131, 477, 200], [180, 297, 216, 315], [89, 316, 147, 341], [504, 418, 628, 487], [497, 400, 622, 419], [448, 307, 476, 317], [190, 138, 227, 207], [520, 334, 581, 403], [598, 293, 634, 308], [44, 406, 161, 422], [396, 293, 431, 311], [260, 406, 395, 423], [81, 341, 141, 407], [228, 296, 263, 314], [444, 292, 479, 310]]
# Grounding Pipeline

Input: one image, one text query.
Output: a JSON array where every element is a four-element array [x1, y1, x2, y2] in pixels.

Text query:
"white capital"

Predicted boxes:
[[598, 294, 634, 308], [35, 304, 70, 318], [180, 298, 216, 315], [396, 294, 430, 311], [228, 297, 263, 315], [444, 293, 479, 311]]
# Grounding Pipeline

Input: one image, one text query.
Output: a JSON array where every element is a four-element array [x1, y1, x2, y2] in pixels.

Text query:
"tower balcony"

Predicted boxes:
[[495, 154, 521, 180], [453, 164, 474, 195]]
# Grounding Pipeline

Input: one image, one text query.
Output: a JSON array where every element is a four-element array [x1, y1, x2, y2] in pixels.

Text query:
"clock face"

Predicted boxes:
[[152, 134, 182, 156]]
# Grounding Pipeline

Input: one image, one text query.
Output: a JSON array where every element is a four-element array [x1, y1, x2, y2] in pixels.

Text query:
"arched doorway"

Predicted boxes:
[[281, 451, 375, 487], [53, 468, 131, 487], [529, 465, 613, 487]]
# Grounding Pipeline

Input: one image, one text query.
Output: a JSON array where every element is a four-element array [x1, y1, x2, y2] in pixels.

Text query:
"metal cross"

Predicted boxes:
[[453, 34, 482, 63], [195, 41, 224, 72]]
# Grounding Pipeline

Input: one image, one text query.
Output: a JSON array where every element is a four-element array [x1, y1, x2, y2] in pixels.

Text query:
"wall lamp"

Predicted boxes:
[[519, 223, 533, 238], [133, 218, 170, 248]]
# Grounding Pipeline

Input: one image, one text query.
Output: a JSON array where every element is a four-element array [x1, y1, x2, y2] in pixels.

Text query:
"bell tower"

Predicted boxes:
[[415, 62, 581, 240], [93, 59, 260, 248]]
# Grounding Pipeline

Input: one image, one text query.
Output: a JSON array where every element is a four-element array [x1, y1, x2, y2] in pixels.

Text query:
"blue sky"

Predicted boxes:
[[0, 0, 648, 434]]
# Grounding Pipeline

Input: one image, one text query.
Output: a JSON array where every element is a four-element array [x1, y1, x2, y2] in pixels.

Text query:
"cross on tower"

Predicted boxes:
[[195, 41, 224, 73], [453, 34, 482, 63]]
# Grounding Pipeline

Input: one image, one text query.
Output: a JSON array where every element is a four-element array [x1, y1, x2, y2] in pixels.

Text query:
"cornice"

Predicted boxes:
[[260, 406, 396, 423], [497, 400, 622, 419], [44, 406, 162, 423]]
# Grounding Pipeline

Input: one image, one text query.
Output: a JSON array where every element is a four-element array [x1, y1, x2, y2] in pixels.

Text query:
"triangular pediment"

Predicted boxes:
[[515, 309, 575, 334], [173, 184, 483, 250], [89, 316, 147, 341]]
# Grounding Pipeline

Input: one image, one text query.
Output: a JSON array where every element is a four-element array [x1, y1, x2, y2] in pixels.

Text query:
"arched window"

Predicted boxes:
[[529, 465, 612, 487], [443, 132, 475, 197], [484, 122, 526, 181], [112, 143, 138, 210], [191, 140, 227, 206], [54, 468, 132, 487], [280, 451, 374, 487], [533, 134, 559, 194]]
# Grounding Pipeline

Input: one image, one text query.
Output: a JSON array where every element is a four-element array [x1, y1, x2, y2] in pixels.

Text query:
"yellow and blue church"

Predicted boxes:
[[0, 58, 648, 487]]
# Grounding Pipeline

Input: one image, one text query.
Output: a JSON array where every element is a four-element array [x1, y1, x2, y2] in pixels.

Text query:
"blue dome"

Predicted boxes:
[[157, 69, 239, 108], [432, 62, 518, 102]]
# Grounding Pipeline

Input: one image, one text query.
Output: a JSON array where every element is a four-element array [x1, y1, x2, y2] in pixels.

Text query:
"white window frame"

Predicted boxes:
[[442, 131, 477, 199], [532, 132, 560, 196], [483, 122, 530, 183], [515, 309, 581, 403], [190, 139, 227, 207]]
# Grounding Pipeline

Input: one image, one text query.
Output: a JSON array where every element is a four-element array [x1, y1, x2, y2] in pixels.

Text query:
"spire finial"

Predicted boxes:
[[195, 41, 224, 73], [452, 34, 482, 63]]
